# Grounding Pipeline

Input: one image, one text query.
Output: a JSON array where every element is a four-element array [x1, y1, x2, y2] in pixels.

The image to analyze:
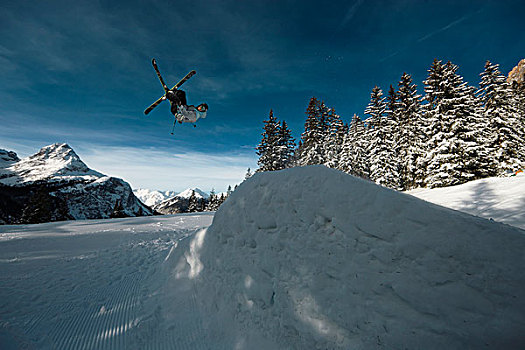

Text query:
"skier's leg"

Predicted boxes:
[[175, 90, 187, 106]]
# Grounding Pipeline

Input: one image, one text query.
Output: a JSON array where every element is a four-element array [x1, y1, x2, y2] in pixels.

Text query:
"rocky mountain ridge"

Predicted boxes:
[[507, 58, 525, 86], [0, 143, 152, 224], [152, 188, 209, 214]]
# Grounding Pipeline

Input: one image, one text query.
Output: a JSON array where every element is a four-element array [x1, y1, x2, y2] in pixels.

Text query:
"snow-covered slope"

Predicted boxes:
[[133, 188, 177, 207], [407, 172, 525, 229], [1, 166, 524, 349], [168, 166, 525, 349], [0, 143, 152, 224]]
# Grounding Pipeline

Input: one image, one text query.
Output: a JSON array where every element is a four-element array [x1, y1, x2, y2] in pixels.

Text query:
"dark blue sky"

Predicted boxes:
[[1, 0, 524, 191]]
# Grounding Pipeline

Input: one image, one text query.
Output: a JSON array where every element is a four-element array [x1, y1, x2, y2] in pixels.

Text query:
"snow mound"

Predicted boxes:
[[172, 166, 525, 349]]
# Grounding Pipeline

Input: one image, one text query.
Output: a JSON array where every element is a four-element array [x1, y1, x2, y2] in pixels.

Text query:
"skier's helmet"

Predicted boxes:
[[197, 103, 208, 112]]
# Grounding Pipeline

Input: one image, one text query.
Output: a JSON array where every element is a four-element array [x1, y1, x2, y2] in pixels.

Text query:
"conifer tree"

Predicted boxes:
[[297, 97, 326, 166], [478, 60, 525, 174], [256, 109, 280, 172], [364, 86, 386, 128], [324, 109, 346, 169], [276, 120, 296, 170], [340, 114, 369, 178], [422, 60, 484, 187], [363, 86, 400, 187], [206, 189, 217, 211], [396, 72, 423, 189], [187, 190, 199, 212]]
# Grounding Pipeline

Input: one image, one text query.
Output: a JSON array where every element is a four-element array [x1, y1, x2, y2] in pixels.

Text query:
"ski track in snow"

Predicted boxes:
[[0, 213, 213, 349]]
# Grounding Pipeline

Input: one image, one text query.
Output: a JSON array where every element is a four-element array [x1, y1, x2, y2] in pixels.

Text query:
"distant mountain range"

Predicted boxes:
[[0, 143, 152, 224], [134, 188, 209, 207], [134, 187, 210, 214]]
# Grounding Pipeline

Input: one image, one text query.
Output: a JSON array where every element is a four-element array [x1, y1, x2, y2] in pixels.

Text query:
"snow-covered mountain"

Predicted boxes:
[[153, 188, 209, 214], [0, 143, 152, 224], [175, 188, 209, 199], [508, 58, 525, 85], [133, 188, 177, 207]]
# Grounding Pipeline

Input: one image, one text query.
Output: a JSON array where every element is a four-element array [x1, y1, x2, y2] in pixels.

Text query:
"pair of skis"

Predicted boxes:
[[144, 59, 196, 115]]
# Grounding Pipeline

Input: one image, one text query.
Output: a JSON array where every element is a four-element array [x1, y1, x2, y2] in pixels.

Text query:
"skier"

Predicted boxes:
[[166, 88, 208, 123], [144, 59, 208, 127], [175, 102, 208, 124]]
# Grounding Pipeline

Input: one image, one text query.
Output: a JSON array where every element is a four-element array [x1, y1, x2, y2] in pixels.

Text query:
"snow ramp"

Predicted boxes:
[[168, 165, 525, 349]]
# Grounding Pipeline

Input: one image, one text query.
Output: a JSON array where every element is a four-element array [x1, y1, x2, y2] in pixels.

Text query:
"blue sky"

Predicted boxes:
[[1, 0, 524, 192]]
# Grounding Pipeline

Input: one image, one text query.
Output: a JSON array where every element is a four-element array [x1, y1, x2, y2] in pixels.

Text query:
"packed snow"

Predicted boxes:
[[1, 166, 524, 349], [408, 171, 525, 229]]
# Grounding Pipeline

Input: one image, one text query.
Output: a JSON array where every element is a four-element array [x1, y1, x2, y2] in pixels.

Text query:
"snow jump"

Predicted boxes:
[[144, 59, 208, 133]]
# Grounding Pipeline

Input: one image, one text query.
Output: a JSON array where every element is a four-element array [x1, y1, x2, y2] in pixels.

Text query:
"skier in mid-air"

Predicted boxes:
[[165, 88, 208, 124], [144, 59, 208, 130]]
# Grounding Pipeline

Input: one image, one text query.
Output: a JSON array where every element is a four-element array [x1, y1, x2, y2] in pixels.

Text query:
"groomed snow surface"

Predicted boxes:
[[2, 166, 525, 349]]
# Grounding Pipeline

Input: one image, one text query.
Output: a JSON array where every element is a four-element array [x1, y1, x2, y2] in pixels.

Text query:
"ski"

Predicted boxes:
[[144, 95, 166, 115], [169, 69, 196, 92], [152, 59, 169, 93], [144, 66, 196, 115]]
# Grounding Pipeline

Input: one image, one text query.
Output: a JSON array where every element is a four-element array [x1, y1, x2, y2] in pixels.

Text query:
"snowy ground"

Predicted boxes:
[[0, 214, 213, 349], [1, 166, 525, 349], [408, 172, 525, 230]]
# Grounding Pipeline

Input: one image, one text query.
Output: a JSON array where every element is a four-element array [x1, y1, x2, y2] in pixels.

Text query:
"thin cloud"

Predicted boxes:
[[337, 0, 365, 32], [417, 15, 469, 43]]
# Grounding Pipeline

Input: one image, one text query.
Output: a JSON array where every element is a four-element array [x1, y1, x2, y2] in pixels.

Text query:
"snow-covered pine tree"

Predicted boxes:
[[187, 190, 199, 212], [396, 73, 423, 190], [276, 120, 296, 170], [364, 86, 387, 129], [256, 109, 280, 172], [339, 114, 369, 178], [422, 60, 484, 187], [363, 86, 400, 188], [423, 59, 445, 112], [296, 97, 326, 166], [206, 188, 218, 211], [324, 109, 347, 169], [385, 84, 398, 120], [478, 60, 525, 174]]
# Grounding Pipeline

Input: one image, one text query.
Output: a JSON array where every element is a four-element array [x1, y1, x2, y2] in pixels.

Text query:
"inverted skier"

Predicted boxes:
[[144, 59, 208, 128]]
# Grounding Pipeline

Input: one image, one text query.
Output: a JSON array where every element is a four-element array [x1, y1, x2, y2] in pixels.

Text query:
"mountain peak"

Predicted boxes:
[[33, 143, 79, 161], [176, 188, 209, 199], [1, 143, 103, 185], [0, 149, 20, 166]]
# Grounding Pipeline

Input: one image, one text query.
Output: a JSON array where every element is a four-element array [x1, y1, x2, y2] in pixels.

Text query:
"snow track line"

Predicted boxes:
[[0, 215, 215, 349]]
